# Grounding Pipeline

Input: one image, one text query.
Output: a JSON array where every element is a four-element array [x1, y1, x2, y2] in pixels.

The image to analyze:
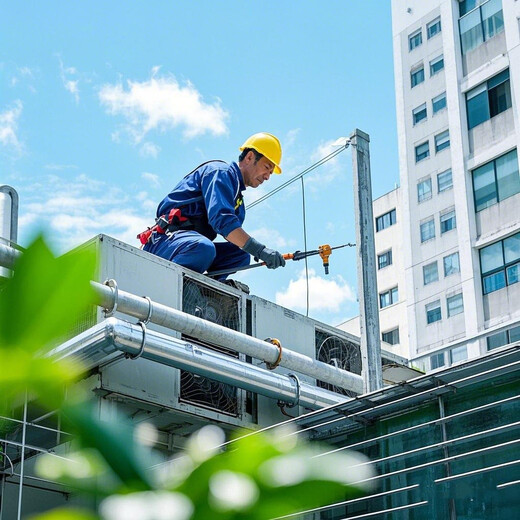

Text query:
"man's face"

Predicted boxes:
[[241, 151, 275, 188]]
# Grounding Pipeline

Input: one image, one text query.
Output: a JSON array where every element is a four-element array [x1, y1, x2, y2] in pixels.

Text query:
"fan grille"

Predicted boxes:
[[180, 277, 241, 416], [315, 330, 362, 397]]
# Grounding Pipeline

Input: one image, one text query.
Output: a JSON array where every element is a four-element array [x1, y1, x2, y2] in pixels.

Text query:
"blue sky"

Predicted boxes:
[[1, 1, 398, 326]]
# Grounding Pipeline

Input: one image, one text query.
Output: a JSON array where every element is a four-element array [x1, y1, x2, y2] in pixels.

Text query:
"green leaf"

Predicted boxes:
[[0, 235, 96, 351], [61, 399, 155, 491], [27, 507, 99, 520]]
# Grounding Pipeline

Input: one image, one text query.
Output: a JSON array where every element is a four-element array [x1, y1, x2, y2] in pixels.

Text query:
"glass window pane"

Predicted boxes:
[[430, 55, 444, 76], [378, 250, 392, 269], [411, 67, 425, 87], [427, 18, 442, 39], [382, 328, 400, 345], [509, 326, 520, 343], [413, 103, 427, 124], [459, 9, 484, 53], [487, 331, 508, 350], [480, 241, 503, 273], [416, 141, 430, 162], [421, 219, 435, 242], [489, 79, 512, 118], [418, 178, 432, 202], [423, 262, 439, 285], [447, 293, 464, 317], [409, 30, 422, 50], [444, 252, 460, 276], [487, 68, 509, 89], [450, 345, 467, 363], [438, 169, 453, 192], [432, 92, 447, 113], [426, 301, 442, 324], [483, 271, 506, 294], [473, 161, 497, 211], [430, 352, 445, 369], [482, 0, 504, 40], [496, 149, 520, 201], [503, 232, 520, 264], [435, 130, 450, 152], [440, 210, 456, 233], [459, 0, 479, 17], [506, 263, 519, 285], [467, 88, 490, 129]]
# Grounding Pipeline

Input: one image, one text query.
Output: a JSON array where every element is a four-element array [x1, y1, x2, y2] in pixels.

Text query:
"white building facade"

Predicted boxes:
[[340, 0, 520, 373]]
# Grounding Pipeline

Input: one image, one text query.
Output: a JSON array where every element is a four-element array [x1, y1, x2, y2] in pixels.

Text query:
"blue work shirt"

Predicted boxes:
[[157, 160, 246, 239]]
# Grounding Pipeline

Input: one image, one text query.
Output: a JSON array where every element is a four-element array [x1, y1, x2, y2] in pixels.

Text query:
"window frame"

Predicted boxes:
[[447, 292, 464, 317], [430, 351, 445, 370], [420, 218, 435, 243], [409, 29, 423, 51], [382, 327, 400, 345], [423, 261, 439, 285], [377, 249, 393, 270], [432, 91, 447, 114], [437, 169, 453, 192], [413, 103, 427, 125], [415, 141, 430, 162], [440, 209, 457, 234], [375, 208, 397, 232], [379, 286, 399, 309], [435, 130, 450, 152], [426, 300, 442, 324], [443, 252, 460, 276], [411, 66, 425, 88], [429, 54, 445, 76], [427, 17, 442, 39], [417, 177, 433, 203], [472, 148, 519, 212]]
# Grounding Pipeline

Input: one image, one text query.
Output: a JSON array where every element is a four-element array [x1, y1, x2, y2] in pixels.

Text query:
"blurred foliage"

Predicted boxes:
[[1, 235, 372, 520]]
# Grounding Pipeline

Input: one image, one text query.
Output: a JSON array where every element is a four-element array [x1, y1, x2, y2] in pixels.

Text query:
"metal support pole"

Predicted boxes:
[[16, 393, 27, 520], [350, 129, 382, 392], [438, 395, 457, 520], [0, 185, 19, 279]]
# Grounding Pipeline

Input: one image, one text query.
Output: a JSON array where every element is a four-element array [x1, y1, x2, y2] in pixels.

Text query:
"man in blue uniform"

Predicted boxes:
[[139, 133, 286, 284]]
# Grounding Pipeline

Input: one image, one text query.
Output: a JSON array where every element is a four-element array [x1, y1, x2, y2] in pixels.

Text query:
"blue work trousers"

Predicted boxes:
[[143, 230, 250, 280]]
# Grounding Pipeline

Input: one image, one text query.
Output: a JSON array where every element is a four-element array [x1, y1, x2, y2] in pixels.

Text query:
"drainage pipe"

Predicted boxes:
[[91, 281, 364, 394], [0, 243, 364, 394], [52, 318, 347, 410]]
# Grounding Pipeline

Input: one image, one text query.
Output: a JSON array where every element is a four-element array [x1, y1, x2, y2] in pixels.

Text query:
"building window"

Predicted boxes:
[[413, 103, 427, 125], [472, 149, 520, 212], [438, 169, 453, 192], [415, 141, 430, 162], [409, 29, 423, 51], [426, 300, 442, 324], [450, 345, 468, 363], [427, 17, 442, 39], [466, 68, 512, 129], [376, 209, 396, 232], [444, 252, 460, 276], [432, 92, 447, 114], [380, 287, 398, 309], [430, 55, 444, 76], [430, 351, 445, 369], [435, 130, 450, 152], [417, 178, 432, 202], [487, 325, 520, 351], [480, 231, 520, 294], [423, 261, 439, 285], [459, 0, 504, 54], [440, 209, 456, 234], [447, 293, 464, 317], [382, 328, 400, 345], [378, 250, 393, 270], [420, 218, 435, 242], [411, 66, 425, 88]]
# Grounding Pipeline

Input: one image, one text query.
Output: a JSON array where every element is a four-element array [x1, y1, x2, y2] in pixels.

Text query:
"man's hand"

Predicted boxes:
[[243, 237, 286, 270]]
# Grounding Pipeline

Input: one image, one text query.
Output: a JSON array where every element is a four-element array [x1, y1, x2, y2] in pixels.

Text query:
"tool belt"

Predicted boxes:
[[137, 208, 216, 245]]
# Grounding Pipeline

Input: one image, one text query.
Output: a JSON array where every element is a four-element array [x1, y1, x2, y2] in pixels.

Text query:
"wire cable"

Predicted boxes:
[[300, 177, 310, 317], [248, 144, 349, 210]]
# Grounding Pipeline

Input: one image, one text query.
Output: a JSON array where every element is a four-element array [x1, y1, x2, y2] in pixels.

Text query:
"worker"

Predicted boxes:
[[138, 132, 286, 287]]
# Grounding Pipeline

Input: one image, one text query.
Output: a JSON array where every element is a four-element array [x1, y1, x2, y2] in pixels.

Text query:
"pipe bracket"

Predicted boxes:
[[285, 373, 301, 408], [265, 337, 283, 370], [103, 279, 119, 317], [128, 321, 147, 360], [141, 295, 153, 324]]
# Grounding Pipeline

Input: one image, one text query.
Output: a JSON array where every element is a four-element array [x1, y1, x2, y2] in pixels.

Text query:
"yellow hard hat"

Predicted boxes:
[[239, 132, 282, 174]]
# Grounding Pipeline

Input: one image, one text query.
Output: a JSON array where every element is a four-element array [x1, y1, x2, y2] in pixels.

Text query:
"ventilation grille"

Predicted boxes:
[[315, 330, 362, 398], [180, 277, 241, 416]]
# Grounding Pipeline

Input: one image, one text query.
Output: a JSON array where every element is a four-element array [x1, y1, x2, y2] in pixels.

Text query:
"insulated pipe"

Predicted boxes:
[[52, 318, 347, 410], [0, 243, 364, 394], [91, 281, 364, 394]]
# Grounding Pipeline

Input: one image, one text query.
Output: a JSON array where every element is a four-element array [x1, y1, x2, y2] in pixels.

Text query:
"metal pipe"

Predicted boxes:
[[0, 242, 364, 394], [0, 185, 19, 244], [52, 318, 347, 410], [91, 281, 364, 394]]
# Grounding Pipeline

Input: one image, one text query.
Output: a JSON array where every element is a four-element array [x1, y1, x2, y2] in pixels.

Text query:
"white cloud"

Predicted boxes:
[[305, 139, 349, 189], [0, 100, 23, 153], [140, 142, 161, 158], [275, 268, 355, 312], [141, 172, 160, 187], [17, 173, 153, 252], [98, 73, 229, 142], [58, 57, 80, 103], [248, 227, 292, 249], [45, 164, 79, 171]]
